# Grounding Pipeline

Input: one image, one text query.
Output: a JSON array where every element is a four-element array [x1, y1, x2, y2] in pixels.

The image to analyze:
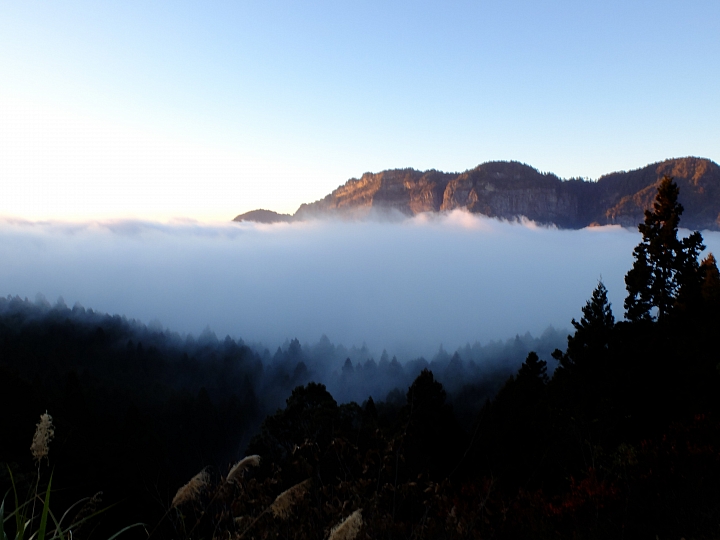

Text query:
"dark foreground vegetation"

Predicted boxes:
[[3, 177, 720, 539]]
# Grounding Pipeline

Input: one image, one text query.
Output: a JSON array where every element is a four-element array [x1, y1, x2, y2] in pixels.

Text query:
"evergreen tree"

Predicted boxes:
[[554, 281, 615, 372], [624, 176, 704, 321], [472, 352, 550, 489], [404, 369, 464, 479], [700, 253, 720, 307], [516, 351, 549, 385]]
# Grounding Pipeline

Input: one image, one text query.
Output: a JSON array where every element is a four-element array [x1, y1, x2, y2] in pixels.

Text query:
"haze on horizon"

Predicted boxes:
[[3, 212, 720, 360], [1, 1, 719, 222]]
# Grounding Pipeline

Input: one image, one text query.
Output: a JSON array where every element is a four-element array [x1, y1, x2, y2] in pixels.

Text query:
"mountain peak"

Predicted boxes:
[[237, 157, 720, 230], [233, 209, 294, 224]]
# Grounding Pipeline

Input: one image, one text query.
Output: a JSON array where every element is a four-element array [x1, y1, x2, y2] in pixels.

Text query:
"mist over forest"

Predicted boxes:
[[4, 209, 712, 360], [2, 0, 718, 534], [4, 208, 720, 423], [5, 190, 720, 538]]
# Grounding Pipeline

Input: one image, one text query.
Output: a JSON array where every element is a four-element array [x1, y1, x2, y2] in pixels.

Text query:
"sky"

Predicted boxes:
[[1, 1, 719, 221]]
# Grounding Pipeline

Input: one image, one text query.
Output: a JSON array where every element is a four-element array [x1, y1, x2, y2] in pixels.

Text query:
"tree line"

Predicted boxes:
[[2, 177, 720, 538], [172, 177, 720, 539], [0, 283, 556, 536]]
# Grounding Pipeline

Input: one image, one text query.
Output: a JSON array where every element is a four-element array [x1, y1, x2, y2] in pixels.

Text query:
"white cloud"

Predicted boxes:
[[1, 212, 715, 359]]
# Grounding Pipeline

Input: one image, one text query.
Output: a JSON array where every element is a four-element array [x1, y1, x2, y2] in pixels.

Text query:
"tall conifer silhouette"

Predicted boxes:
[[624, 176, 704, 321], [554, 281, 614, 372]]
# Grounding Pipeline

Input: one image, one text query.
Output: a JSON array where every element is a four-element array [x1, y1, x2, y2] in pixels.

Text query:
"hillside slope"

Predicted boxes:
[[245, 157, 720, 230]]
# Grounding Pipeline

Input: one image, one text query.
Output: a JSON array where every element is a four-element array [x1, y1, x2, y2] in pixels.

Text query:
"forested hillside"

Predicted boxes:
[[4, 177, 720, 539], [223, 177, 720, 539], [0, 295, 557, 537]]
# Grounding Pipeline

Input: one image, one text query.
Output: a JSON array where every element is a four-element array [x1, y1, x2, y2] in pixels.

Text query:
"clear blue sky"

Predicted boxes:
[[1, 1, 718, 221]]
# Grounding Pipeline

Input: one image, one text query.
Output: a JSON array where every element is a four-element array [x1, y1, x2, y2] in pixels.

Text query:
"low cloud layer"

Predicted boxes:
[[1, 212, 716, 359]]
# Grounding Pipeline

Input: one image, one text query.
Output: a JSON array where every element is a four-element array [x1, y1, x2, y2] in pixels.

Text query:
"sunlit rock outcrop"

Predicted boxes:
[[238, 157, 720, 230]]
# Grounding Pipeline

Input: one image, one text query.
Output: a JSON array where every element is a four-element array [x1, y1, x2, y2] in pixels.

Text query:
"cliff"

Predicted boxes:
[[247, 157, 720, 230], [596, 158, 720, 229]]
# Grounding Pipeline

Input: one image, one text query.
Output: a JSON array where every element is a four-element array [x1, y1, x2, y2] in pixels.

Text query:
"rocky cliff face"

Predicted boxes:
[[263, 157, 720, 230], [598, 158, 720, 229], [294, 169, 454, 219], [438, 162, 586, 228]]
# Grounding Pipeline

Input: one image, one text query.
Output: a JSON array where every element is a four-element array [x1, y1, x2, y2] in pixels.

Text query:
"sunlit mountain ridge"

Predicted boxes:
[[235, 157, 720, 230]]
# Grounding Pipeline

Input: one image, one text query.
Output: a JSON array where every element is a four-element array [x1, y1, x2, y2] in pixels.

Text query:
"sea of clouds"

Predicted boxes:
[[2, 210, 718, 360]]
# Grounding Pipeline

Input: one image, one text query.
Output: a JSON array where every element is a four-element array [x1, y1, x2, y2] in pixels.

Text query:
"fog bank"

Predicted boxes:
[[1, 211, 715, 359]]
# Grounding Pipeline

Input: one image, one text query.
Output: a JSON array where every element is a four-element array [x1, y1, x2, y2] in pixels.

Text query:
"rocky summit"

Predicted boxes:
[[236, 157, 720, 230]]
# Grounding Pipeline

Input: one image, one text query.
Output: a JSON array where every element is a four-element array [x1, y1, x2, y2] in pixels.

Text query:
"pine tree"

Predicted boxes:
[[517, 351, 548, 385], [554, 281, 615, 372], [700, 253, 720, 307], [624, 176, 704, 321]]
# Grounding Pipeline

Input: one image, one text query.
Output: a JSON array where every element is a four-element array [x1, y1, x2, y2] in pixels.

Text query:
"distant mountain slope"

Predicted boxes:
[[598, 158, 720, 229], [437, 162, 584, 228], [233, 209, 294, 223], [241, 157, 720, 230]]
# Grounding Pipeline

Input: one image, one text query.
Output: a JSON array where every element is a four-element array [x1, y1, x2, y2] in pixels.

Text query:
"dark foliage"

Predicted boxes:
[[175, 176, 720, 539], [5, 177, 720, 538], [0, 297, 523, 537], [625, 176, 704, 321], [0, 300, 269, 537]]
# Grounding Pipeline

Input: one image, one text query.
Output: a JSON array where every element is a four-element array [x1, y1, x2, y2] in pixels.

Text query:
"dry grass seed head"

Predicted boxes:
[[171, 469, 210, 507], [30, 412, 55, 464], [328, 509, 363, 540], [72, 491, 103, 534], [226, 455, 261, 484], [270, 479, 311, 520]]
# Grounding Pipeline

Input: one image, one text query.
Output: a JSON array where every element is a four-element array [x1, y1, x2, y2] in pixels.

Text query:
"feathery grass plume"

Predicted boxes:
[[270, 479, 311, 520], [30, 411, 54, 464], [328, 509, 363, 540], [226, 455, 261, 484], [171, 469, 210, 508]]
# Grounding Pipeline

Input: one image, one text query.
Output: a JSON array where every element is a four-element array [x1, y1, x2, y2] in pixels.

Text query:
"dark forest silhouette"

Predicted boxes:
[[3, 176, 720, 538], [0, 297, 557, 537]]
